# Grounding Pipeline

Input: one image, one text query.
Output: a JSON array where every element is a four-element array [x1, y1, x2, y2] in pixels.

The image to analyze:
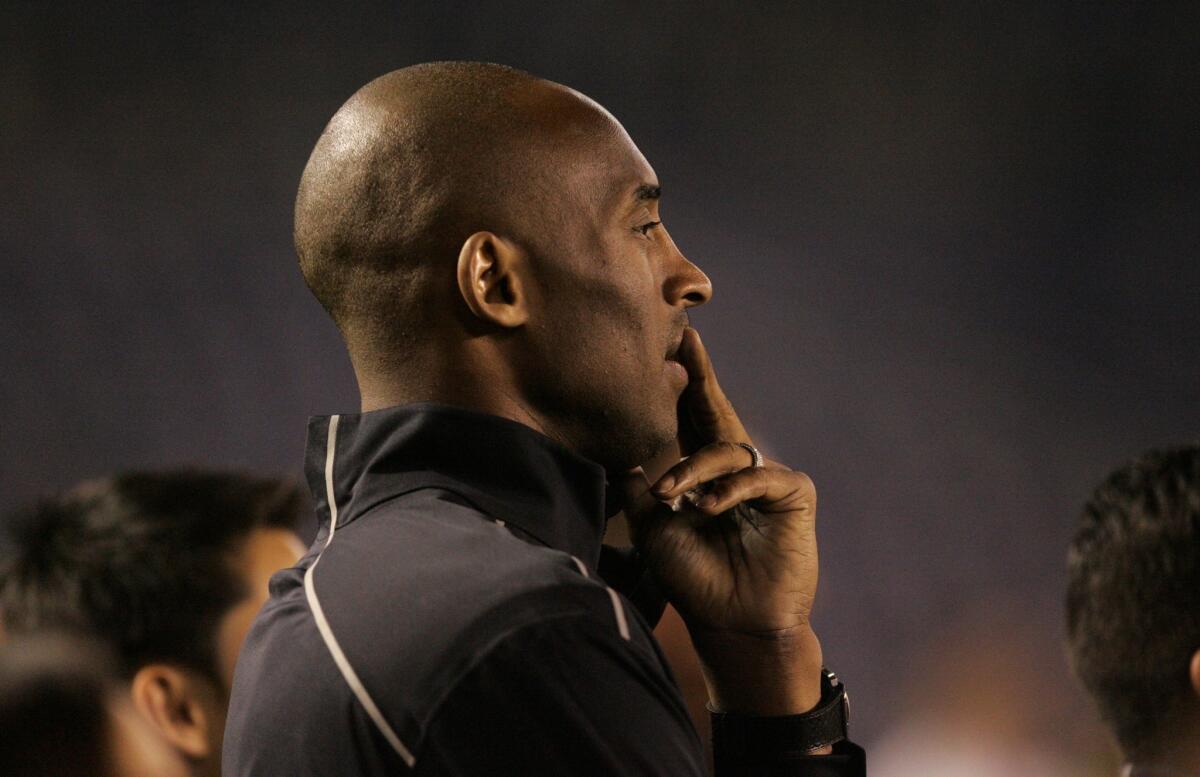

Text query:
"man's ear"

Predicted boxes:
[[455, 231, 531, 328], [1190, 649, 1200, 698], [129, 663, 218, 761]]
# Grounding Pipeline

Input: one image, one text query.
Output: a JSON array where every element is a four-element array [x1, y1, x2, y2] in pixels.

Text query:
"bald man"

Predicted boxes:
[[224, 62, 864, 776]]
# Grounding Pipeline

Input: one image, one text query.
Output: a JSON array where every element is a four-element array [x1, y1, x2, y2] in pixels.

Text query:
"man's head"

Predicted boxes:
[[0, 470, 307, 777], [1066, 444, 1200, 763], [296, 62, 712, 468], [0, 634, 186, 777]]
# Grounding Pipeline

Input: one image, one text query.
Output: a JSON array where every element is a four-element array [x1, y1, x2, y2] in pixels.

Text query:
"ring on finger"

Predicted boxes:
[[736, 441, 764, 469]]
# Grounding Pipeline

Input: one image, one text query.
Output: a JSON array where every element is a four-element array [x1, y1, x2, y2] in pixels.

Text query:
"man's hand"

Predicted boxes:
[[615, 327, 824, 716]]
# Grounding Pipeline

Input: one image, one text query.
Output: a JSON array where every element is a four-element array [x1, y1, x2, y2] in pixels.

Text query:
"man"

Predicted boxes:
[[1067, 444, 1200, 776], [225, 61, 864, 776], [0, 470, 307, 777], [0, 633, 187, 777]]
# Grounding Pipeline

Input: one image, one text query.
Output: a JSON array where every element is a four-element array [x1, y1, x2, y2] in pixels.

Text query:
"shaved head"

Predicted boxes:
[[295, 61, 712, 468], [296, 62, 616, 361]]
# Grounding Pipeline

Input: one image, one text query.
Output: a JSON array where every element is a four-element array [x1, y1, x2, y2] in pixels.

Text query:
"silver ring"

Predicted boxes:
[[737, 442, 763, 469]]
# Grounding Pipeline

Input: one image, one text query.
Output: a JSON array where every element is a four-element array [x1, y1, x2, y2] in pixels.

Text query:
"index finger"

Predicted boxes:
[[676, 327, 750, 454]]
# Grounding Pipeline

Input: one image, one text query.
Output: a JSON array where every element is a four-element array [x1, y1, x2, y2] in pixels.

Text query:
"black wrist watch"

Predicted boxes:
[[709, 669, 850, 758]]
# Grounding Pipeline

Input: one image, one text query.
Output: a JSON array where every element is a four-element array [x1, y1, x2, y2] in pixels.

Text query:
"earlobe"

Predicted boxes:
[[130, 664, 213, 761], [455, 231, 530, 328]]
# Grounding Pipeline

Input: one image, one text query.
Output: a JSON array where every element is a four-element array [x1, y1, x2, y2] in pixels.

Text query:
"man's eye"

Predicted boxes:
[[635, 220, 662, 236]]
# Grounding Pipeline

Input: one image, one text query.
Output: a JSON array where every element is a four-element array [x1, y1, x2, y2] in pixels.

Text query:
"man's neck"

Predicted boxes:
[[356, 363, 572, 454]]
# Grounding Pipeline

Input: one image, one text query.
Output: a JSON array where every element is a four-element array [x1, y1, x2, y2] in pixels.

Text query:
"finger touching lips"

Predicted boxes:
[[678, 328, 749, 443]]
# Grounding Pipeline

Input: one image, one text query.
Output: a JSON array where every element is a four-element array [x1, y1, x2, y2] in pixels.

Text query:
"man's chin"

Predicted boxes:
[[639, 437, 683, 482], [594, 421, 675, 474]]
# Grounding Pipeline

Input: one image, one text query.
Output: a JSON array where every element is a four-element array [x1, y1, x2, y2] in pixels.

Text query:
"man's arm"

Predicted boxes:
[[614, 327, 859, 763], [413, 598, 863, 776]]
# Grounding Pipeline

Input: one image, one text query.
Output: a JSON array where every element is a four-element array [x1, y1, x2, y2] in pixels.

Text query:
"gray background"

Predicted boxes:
[[3, 1, 1198, 758]]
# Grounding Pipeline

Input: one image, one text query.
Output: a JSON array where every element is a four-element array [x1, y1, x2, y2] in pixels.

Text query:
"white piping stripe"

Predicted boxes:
[[304, 567, 415, 765], [304, 414, 417, 768], [322, 415, 340, 546], [606, 587, 631, 641], [572, 558, 628, 641]]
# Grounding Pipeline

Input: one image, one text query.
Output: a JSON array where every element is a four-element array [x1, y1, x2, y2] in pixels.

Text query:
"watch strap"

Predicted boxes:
[[710, 669, 849, 759]]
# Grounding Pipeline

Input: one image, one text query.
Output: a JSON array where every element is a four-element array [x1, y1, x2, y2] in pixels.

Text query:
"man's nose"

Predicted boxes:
[[663, 240, 713, 308]]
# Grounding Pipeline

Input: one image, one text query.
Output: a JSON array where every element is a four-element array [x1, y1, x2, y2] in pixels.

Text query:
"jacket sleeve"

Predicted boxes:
[[412, 607, 865, 776]]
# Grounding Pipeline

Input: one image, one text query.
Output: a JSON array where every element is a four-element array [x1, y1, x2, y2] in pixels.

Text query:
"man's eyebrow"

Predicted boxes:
[[634, 184, 662, 202]]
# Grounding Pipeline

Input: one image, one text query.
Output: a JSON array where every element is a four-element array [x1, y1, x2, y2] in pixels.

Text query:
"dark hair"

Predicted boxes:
[[0, 633, 118, 777], [0, 470, 306, 681], [1066, 444, 1200, 757]]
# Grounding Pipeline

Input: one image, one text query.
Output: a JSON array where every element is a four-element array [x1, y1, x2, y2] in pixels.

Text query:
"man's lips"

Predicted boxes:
[[664, 324, 689, 386], [665, 330, 686, 362], [665, 355, 689, 386]]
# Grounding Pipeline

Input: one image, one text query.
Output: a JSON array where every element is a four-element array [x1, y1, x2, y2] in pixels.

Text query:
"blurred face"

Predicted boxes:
[[216, 527, 306, 692], [114, 528, 303, 777], [515, 94, 713, 469], [163, 527, 301, 774], [107, 696, 188, 777]]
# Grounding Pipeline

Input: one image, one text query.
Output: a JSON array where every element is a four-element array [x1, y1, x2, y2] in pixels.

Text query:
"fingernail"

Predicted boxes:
[[697, 494, 717, 508], [653, 475, 675, 495]]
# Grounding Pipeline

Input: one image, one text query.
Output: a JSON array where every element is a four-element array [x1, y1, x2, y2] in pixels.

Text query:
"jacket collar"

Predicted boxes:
[[304, 402, 609, 569]]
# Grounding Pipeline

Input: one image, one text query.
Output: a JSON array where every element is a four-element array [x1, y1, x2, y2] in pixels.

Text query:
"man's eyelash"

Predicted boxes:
[[636, 220, 661, 236]]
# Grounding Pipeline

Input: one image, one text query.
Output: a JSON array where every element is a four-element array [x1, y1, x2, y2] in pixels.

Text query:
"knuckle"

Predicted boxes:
[[790, 471, 817, 507]]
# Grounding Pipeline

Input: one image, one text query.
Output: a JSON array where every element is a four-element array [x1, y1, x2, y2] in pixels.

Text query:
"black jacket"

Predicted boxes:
[[223, 403, 864, 776]]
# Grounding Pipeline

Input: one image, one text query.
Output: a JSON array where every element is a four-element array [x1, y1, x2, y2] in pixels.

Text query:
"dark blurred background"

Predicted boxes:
[[3, 2, 1198, 770]]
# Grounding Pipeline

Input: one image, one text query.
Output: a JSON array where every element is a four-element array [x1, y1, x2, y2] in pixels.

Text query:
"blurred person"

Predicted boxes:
[[0, 470, 307, 777], [867, 603, 1093, 777], [225, 61, 863, 776], [1067, 445, 1200, 776], [0, 632, 186, 777]]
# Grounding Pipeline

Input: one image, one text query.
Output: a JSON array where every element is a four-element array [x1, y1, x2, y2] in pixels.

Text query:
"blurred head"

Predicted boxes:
[[0, 471, 308, 777], [296, 61, 712, 469], [1066, 444, 1200, 763], [0, 634, 186, 777]]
